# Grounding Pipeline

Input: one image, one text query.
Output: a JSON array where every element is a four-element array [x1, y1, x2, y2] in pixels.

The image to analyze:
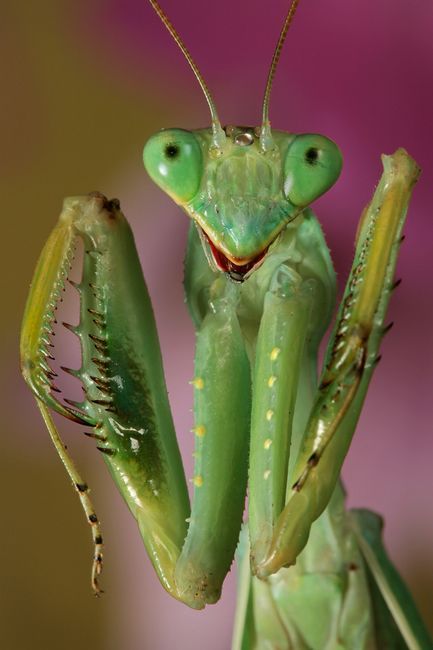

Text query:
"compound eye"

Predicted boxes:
[[143, 129, 203, 203], [283, 134, 343, 207]]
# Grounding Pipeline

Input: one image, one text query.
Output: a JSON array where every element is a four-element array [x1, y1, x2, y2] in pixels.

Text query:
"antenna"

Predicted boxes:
[[260, 0, 301, 151], [147, 0, 225, 149]]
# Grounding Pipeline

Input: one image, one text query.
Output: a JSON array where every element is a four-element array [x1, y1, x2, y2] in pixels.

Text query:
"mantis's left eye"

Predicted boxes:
[[143, 129, 203, 203], [283, 134, 343, 207]]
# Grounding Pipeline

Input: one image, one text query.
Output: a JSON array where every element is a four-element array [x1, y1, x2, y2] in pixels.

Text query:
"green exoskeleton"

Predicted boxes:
[[20, 1, 432, 648]]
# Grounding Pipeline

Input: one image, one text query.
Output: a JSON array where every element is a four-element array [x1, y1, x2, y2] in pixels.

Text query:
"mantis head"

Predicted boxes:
[[143, 126, 341, 281], [143, 0, 341, 281]]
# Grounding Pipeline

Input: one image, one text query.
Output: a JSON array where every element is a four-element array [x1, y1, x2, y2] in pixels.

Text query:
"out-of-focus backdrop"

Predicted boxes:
[[2, 1, 432, 648]]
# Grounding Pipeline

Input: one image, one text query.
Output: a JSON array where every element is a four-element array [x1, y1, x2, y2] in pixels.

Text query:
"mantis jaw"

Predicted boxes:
[[198, 226, 271, 282]]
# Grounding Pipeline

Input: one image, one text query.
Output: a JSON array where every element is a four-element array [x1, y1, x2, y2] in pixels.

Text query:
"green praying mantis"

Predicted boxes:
[[20, 0, 432, 648]]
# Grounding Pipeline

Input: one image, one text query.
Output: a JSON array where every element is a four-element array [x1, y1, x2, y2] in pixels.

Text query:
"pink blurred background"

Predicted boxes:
[[1, 1, 432, 648]]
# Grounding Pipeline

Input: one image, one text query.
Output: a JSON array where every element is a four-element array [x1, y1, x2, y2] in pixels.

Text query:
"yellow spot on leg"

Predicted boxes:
[[192, 425, 206, 437], [193, 475, 203, 487], [264, 438, 273, 449], [266, 409, 274, 421], [263, 470, 271, 480], [268, 375, 277, 387], [191, 377, 204, 389], [270, 347, 281, 361]]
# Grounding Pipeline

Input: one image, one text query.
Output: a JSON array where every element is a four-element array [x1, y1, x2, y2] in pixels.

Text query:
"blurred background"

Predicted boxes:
[[1, 1, 432, 648]]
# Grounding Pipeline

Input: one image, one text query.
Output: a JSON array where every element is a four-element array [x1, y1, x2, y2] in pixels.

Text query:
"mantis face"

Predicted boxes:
[[143, 126, 342, 281]]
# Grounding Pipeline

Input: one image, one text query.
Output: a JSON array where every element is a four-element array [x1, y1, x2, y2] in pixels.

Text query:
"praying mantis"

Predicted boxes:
[[19, 0, 432, 648]]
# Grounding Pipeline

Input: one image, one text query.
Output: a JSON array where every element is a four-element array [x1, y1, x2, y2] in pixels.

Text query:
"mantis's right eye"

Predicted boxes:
[[143, 129, 203, 204]]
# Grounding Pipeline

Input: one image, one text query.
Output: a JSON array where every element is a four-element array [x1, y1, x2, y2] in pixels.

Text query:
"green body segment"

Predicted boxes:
[[352, 509, 433, 650], [175, 279, 251, 605], [248, 274, 313, 565], [71, 195, 191, 592], [20, 213, 85, 423]]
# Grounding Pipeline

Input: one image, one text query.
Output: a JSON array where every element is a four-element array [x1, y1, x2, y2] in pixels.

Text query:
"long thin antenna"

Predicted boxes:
[[147, 0, 225, 149], [260, 0, 301, 150]]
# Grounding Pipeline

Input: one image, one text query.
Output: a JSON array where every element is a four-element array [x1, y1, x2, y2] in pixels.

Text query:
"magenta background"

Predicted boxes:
[[2, 1, 433, 648]]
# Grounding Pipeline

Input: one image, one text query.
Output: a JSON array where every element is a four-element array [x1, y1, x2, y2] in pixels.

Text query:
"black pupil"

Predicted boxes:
[[305, 147, 319, 165], [165, 143, 180, 159]]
